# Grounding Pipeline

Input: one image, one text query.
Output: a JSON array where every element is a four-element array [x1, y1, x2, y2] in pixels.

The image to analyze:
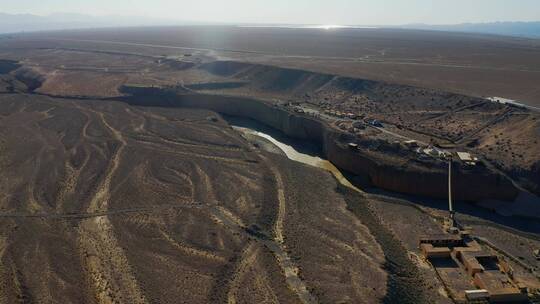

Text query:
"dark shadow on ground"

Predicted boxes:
[[227, 114, 540, 238], [356, 181, 540, 238], [112, 94, 540, 239], [429, 257, 460, 269]]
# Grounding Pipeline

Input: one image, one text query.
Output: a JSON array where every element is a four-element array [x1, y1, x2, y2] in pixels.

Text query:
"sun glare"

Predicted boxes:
[[319, 24, 345, 30]]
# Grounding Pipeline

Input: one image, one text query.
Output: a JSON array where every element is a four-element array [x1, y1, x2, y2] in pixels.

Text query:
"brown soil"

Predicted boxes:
[[4, 27, 540, 105], [0, 27, 538, 303], [0, 93, 391, 303]]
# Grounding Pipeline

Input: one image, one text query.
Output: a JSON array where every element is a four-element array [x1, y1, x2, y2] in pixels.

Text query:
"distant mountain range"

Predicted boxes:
[[0, 12, 191, 34], [0, 12, 539, 39], [400, 22, 540, 39]]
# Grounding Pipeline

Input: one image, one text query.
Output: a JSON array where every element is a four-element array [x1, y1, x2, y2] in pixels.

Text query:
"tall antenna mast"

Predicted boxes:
[[448, 158, 455, 227]]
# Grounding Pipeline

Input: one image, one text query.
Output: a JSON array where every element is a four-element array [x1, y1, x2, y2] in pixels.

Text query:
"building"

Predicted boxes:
[[457, 250, 498, 276], [420, 243, 452, 258], [456, 250, 519, 295], [419, 234, 464, 259], [474, 271, 528, 302], [419, 234, 465, 248], [423, 145, 449, 159], [456, 151, 479, 166], [465, 289, 489, 301], [404, 140, 419, 148], [420, 234, 529, 302]]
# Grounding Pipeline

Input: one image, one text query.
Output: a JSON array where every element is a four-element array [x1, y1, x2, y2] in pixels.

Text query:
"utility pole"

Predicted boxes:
[[448, 158, 455, 228]]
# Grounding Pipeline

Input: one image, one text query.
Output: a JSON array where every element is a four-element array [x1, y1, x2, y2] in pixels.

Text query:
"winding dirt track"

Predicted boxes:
[[210, 201, 317, 304], [77, 111, 147, 304], [260, 154, 287, 244], [227, 243, 260, 304], [257, 154, 318, 304], [0, 93, 395, 303]]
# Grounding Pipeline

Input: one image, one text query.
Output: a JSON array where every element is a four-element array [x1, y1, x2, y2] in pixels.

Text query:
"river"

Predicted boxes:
[[228, 116, 360, 191]]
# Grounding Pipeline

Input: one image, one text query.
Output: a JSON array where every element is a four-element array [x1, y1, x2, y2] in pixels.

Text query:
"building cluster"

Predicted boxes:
[[406, 141, 478, 166], [420, 234, 530, 302], [418, 145, 451, 159], [324, 109, 360, 119]]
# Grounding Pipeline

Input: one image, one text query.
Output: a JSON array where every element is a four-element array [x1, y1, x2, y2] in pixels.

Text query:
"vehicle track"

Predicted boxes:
[[226, 243, 260, 304], [133, 138, 253, 165], [252, 154, 286, 243], [0, 202, 204, 219], [159, 229, 227, 263], [255, 154, 317, 304], [209, 198, 317, 304], [77, 111, 147, 304]]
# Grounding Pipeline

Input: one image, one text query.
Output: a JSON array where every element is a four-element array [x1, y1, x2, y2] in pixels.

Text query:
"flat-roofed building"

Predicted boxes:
[[420, 233, 531, 302], [419, 234, 465, 247], [420, 243, 452, 258], [456, 151, 479, 165], [474, 272, 528, 303], [457, 152, 473, 161], [465, 289, 489, 301], [458, 251, 486, 276], [404, 140, 419, 148]]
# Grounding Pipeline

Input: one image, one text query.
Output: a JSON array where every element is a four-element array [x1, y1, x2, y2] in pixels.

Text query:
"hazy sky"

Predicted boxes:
[[2, 0, 540, 25]]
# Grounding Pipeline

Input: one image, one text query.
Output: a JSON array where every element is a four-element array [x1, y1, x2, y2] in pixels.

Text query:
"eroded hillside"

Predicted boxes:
[[0, 94, 425, 303]]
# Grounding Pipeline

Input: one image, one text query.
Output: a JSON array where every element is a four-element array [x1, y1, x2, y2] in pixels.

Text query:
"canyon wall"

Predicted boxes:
[[120, 87, 518, 202], [324, 131, 518, 201]]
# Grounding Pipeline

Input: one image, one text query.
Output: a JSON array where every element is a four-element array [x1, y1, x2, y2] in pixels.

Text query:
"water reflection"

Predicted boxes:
[[227, 115, 359, 191]]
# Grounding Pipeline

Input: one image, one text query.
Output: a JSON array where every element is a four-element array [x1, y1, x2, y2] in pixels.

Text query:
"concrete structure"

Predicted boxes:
[[457, 152, 473, 162], [457, 151, 479, 166], [465, 289, 489, 301], [423, 145, 450, 159], [474, 272, 528, 302], [404, 140, 418, 148], [457, 251, 495, 276], [421, 234, 529, 302], [420, 243, 452, 258], [419, 234, 465, 248]]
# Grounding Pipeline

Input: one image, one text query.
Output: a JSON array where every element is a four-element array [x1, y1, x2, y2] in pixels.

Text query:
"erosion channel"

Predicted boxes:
[[227, 116, 426, 304]]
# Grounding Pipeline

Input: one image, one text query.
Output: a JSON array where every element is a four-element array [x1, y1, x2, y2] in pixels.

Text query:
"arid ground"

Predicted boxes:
[[4, 26, 540, 106], [0, 27, 539, 303], [0, 93, 407, 303]]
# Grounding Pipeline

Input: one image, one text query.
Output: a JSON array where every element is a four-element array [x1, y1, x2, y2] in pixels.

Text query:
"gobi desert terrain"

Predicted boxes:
[[0, 27, 539, 303]]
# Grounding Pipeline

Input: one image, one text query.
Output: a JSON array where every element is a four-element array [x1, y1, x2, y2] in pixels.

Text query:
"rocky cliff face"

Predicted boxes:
[[324, 131, 518, 201], [119, 87, 519, 202]]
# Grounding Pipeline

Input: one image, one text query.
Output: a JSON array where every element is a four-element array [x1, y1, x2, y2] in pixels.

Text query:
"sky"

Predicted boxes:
[[1, 0, 539, 25]]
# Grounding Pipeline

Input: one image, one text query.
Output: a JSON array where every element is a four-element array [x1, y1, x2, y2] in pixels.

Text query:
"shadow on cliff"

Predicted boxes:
[[221, 111, 540, 239], [112, 92, 540, 238], [224, 111, 540, 239], [356, 178, 540, 238], [223, 115, 323, 157]]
